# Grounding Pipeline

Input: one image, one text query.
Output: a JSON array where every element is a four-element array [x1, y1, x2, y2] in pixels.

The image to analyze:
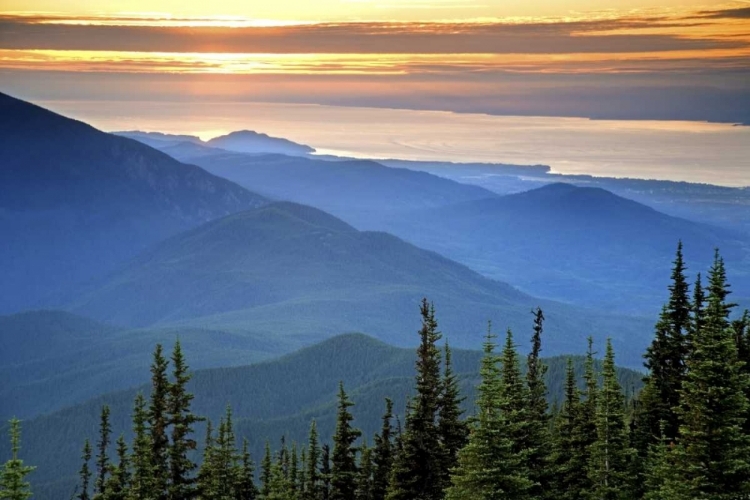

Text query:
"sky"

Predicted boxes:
[[1, 0, 749, 123]]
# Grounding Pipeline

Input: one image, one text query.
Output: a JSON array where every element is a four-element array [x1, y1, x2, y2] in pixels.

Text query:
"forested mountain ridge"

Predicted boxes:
[[4, 332, 643, 500], [66, 201, 652, 365], [0, 93, 268, 314]]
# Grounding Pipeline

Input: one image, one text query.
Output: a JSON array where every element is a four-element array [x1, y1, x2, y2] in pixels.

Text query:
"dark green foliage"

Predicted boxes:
[[667, 252, 750, 498], [525, 309, 551, 498], [571, 337, 598, 498], [330, 383, 361, 500], [235, 439, 258, 500], [303, 421, 320, 500], [549, 359, 583, 500], [371, 400, 393, 500], [387, 300, 444, 500], [167, 340, 200, 500], [129, 394, 152, 500], [260, 442, 272, 499], [103, 436, 130, 500], [149, 345, 170, 500], [0, 419, 34, 500], [355, 442, 374, 500], [94, 405, 111, 498], [77, 440, 92, 500], [320, 445, 331, 500], [437, 345, 468, 494], [588, 340, 632, 500], [446, 326, 533, 500]]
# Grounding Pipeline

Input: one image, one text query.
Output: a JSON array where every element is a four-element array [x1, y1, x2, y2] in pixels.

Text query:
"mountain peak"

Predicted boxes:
[[207, 130, 315, 156]]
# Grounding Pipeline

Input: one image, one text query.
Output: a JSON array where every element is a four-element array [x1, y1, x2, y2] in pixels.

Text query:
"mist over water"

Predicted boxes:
[[44, 100, 750, 187]]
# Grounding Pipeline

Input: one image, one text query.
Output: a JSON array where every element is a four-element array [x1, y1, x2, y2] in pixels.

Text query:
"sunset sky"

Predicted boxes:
[[1, 0, 749, 122]]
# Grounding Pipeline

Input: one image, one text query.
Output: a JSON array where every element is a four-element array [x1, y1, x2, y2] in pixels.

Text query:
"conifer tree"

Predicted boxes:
[[130, 393, 152, 499], [588, 340, 631, 500], [235, 439, 258, 500], [446, 325, 533, 500], [149, 344, 170, 500], [168, 340, 200, 500], [261, 442, 273, 499], [0, 419, 35, 500], [355, 441, 374, 500], [320, 445, 331, 500], [94, 405, 112, 498], [437, 344, 467, 494], [104, 435, 131, 500], [304, 420, 320, 500], [641, 243, 691, 445], [197, 420, 216, 498], [78, 440, 93, 500], [570, 337, 598, 498], [525, 308, 551, 498], [371, 399, 393, 500], [289, 444, 299, 496], [331, 382, 361, 500], [670, 251, 750, 498], [642, 424, 688, 500], [387, 299, 443, 500], [549, 359, 583, 500]]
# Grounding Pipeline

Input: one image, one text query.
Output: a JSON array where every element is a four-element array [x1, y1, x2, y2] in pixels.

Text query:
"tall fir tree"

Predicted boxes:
[[670, 250, 750, 498], [78, 440, 93, 500], [130, 393, 152, 500], [261, 441, 273, 499], [588, 340, 632, 500], [0, 419, 35, 500], [94, 405, 112, 498], [355, 441, 374, 500], [387, 299, 444, 500], [446, 325, 533, 500], [304, 420, 321, 500], [642, 424, 688, 500], [235, 439, 258, 500], [437, 344, 468, 494], [167, 340, 201, 500], [331, 382, 361, 500], [641, 243, 691, 445], [570, 337, 598, 498], [371, 399, 393, 500], [549, 358, 584, 500], [104, 435, 131, 500], [149, 344, 170, 500], [320, 445, 331, 500], [525, 308, 552, 499]]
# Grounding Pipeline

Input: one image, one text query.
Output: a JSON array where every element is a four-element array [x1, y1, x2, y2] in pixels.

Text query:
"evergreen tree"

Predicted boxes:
[[670, 251, 750, 498], [525, 308, 551, 498], [78, 440, 93, 500], [570, 337, 598, 498], [168, 340, 200, 500], [331, 382, 361, 500], [197, 420, 216, 498], [371, 399, 393, 500], [261, 442, 273, 499], [304, 420, 320, 500], [94, 405, 112, 498], [549, 359, 583, 500], [320, 445, 331, 500], [387, 299, 443, 500], [445, 325, 533, 500], [149, 344, 170, 500], [130, 393, 152, 500], [0, 419, 35, 500], [588, 340, 631, 500], [355, 441, 374, 500], [289, 444, 299, 496], [437, 344, 468, 494], [643, 424, 688, 500], [235, 439, 258, 500], [104, 435, 131, 500], [641, 243, 691, 445]]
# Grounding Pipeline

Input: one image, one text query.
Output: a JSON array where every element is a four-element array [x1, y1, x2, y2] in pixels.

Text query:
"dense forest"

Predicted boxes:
[[3, 245, 750, 499]]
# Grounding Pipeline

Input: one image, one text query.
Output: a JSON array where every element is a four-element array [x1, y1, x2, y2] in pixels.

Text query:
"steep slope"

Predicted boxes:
[[153, 143, 496, 226], [381, 183, 749, 313], [9, 334, 644, 500], [0, 94, 267, 313], [69, 202, 651, 364]]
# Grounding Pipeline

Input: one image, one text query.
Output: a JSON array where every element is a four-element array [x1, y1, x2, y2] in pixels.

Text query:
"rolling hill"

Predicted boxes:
[[379, 183, 750, 314], [0, 94, 268, 313], [7, 333, 644, 500], [68, 201, 652, 366]]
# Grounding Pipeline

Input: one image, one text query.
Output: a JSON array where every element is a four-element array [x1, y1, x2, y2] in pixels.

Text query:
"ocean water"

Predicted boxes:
[[42, 100, 750, 187]]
